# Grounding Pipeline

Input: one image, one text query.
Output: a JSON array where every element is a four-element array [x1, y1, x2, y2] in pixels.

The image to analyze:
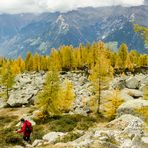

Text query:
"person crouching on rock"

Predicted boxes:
[[17, 118, 33, 144]]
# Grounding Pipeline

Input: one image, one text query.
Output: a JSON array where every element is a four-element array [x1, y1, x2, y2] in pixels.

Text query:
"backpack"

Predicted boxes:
[[25, 121, 33, 133]]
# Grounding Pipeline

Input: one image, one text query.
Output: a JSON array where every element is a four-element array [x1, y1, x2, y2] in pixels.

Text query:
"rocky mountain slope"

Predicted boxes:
[[0, 71, 147, 114], [0, 71, 148, 147], [0, 5, 148, 58]]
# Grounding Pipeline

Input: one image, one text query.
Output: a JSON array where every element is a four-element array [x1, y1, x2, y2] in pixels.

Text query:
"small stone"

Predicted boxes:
[[32, 139, 43, 147]]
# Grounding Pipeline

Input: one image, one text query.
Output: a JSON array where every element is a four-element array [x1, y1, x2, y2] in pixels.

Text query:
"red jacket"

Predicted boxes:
[[17, 120, 32, 136]]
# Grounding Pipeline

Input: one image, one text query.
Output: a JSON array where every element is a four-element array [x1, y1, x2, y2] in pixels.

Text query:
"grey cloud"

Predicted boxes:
[[144, 0, 148, 5], [0, 0, 145, 14]]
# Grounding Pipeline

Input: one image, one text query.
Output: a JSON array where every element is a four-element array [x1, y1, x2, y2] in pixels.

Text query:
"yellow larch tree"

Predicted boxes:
[[35, 71, 60, 116], [17, 56, 25, 72], [12, 61, 21, 75], [102, 90, 123, 120], [89, 43, 113, 114], [56, 79, 75, 113], [49, 49, 62, 71], [33, 52, 41, 72], [118, 43, 128, 68]]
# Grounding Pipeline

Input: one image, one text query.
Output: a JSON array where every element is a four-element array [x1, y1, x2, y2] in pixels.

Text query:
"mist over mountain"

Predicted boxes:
[[0, 5, 148, 58], [144, 0, 148, 5]]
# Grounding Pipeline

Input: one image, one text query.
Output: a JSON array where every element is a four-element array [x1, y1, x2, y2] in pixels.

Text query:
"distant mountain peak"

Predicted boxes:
[[0, 6, 148, 58]]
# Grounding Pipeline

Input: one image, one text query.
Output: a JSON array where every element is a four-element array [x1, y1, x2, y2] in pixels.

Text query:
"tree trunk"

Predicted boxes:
[[97, 58, 101, 114], [6, 85, 9, 100], [97, 77, 101, 114]]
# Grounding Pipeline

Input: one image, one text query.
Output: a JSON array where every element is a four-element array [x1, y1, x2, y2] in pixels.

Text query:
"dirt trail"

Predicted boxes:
[[0, 107, 32, 118]]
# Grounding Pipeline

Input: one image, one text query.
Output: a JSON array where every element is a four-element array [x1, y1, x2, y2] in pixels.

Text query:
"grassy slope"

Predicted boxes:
[[0, 107, 107, 147]]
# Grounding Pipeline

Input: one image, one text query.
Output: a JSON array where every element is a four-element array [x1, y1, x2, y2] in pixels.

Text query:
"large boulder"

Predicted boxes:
[[43, 132, 67, 144], [135, 74, 147, 81], [7, 72, 45, 107], [81, 115, 144, 148], [125, 77, 139, 89], [109, 77, 126, 90], [120, 91, 134, 102], [137, 74, 148, 86], [117, 99, 148, 116], [107, 114, 144, 148], [107, 114, 144, 133], [7, 89, 38, 107], [120, 88, 143, 99]]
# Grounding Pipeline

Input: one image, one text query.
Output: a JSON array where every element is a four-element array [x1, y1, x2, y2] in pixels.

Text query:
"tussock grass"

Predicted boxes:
[[0, 115, 24, 147], [34, 114, 97, 133]]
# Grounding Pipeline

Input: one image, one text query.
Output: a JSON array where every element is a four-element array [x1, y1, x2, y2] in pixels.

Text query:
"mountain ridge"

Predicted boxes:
[[0, 5, 148, 58]]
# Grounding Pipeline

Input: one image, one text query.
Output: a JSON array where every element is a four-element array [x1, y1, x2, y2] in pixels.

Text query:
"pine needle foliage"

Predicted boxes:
[[0, 62, 15, 100], [102, 90, 123, 120], [35, 72, 75, 117], [56, 79, 75, 112], [35, 71, 60, 116]]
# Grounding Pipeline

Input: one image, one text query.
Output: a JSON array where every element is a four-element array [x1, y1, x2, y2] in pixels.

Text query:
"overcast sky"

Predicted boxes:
[[0, 0, 145, 14]]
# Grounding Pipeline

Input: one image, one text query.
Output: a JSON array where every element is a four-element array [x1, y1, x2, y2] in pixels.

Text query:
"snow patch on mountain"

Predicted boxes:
[[56, 15, 69, 33], [129, 13, 135, 22]]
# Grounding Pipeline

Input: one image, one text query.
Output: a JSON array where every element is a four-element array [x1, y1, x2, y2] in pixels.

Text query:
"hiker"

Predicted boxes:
[[17, 118, 33, 143]]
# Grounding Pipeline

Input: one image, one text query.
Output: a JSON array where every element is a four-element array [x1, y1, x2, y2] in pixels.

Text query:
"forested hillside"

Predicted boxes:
[[0, 42, 148, 75]]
